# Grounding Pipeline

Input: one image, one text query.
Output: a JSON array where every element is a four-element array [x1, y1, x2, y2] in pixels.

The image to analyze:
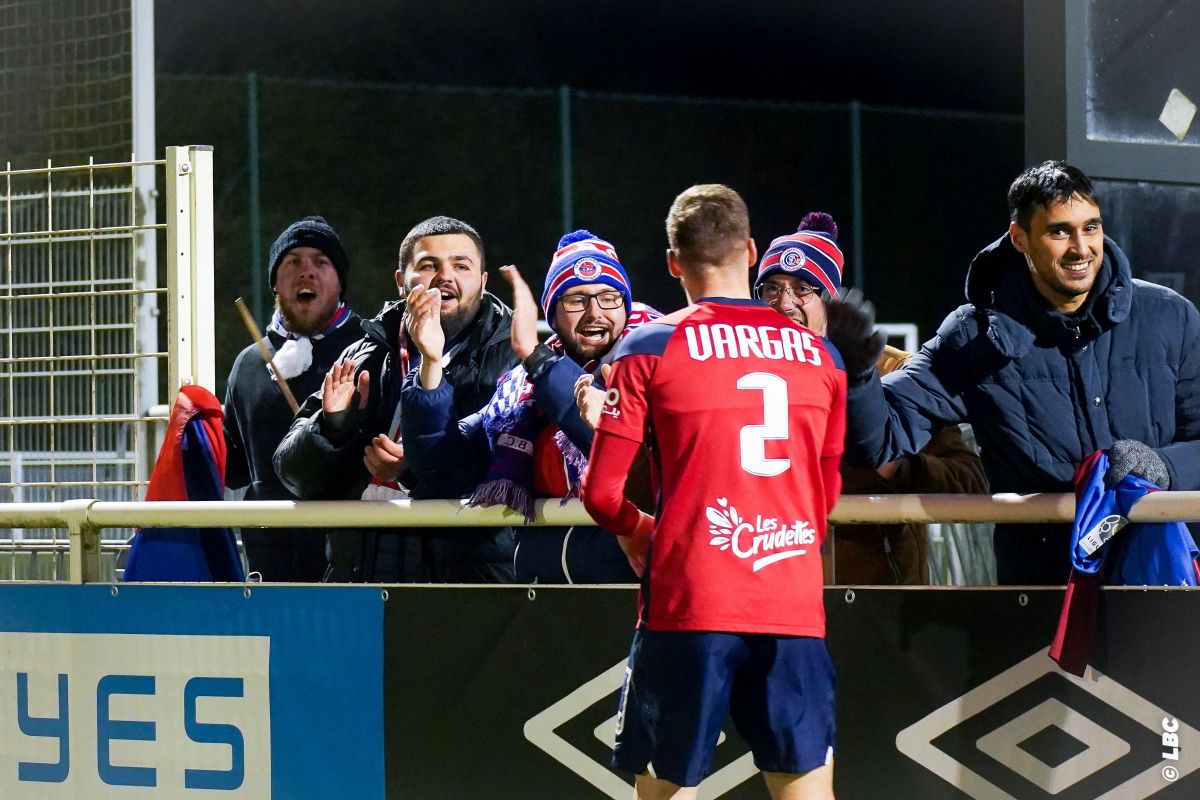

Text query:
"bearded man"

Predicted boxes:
[[402, 230, 660, 583], [274, 216, 518, 582], [224, 216, 362, 581]]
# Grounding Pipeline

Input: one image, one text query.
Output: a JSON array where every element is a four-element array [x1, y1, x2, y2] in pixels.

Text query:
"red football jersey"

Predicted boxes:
[[590, 298, 846, 636]]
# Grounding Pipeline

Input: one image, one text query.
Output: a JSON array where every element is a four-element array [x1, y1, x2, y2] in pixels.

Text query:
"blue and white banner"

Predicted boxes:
[[0, 585, 383, 799]]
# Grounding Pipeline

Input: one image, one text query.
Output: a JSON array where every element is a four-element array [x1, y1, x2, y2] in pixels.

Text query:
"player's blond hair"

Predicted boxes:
[[665, 184, 750, 268]]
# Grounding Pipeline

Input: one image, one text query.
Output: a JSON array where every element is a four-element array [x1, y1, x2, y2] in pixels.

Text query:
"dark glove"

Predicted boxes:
[[824, 288, 886, 380], [1104, 439, 1170, 489]]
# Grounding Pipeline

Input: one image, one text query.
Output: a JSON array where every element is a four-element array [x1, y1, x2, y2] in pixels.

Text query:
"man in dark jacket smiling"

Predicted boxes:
[[273, 216, 517, 582], [830, 161, 1200, 585]]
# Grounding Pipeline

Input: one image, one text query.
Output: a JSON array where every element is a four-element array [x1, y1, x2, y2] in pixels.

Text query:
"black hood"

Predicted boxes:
[[965, 232, 1132, 316], [961, 231, 1134, 353]]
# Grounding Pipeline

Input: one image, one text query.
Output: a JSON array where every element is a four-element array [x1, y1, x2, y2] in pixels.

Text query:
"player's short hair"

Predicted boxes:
[[398, 216, 485, 272], [666, 184, 750, 267], [1007, 161, 1099, 232]]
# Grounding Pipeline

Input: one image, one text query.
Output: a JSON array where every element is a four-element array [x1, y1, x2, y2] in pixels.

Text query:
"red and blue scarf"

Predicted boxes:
[[469, 302, 660, 522]]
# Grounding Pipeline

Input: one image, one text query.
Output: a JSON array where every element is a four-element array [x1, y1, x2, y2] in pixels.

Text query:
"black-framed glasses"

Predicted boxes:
[[756, 282, 820, 304], [559, 291, 624, 312]]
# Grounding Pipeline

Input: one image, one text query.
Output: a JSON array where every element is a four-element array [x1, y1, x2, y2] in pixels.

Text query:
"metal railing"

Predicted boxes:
[[1, 492, 1198, 584], [0, 146, 213, 546]]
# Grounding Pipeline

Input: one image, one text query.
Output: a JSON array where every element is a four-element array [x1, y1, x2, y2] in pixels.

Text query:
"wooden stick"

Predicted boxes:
[[234, 298, 301, 414]]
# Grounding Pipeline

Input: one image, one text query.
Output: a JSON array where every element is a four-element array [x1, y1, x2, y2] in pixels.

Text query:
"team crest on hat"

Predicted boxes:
[[573, 258, 602, 281], [780, 247, 807, 272]]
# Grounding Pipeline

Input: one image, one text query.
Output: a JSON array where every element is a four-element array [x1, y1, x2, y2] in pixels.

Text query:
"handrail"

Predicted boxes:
[[2, 493, 1200, 530], [3, 493, 1199, 583]]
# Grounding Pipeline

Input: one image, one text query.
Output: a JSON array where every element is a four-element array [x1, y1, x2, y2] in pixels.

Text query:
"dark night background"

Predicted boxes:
[[155, 0, 1024, 110], [152, 0, 1027, 392]]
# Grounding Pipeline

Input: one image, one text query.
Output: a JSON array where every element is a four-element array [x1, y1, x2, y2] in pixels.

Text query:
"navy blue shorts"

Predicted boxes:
[[612, 629, 835, 788]]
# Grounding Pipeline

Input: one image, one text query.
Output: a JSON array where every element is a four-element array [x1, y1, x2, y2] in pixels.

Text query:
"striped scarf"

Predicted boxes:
[[469, 302, 661, 522]]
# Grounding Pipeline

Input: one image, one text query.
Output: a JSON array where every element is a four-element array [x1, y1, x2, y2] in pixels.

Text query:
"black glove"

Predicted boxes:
[[1104, 439, 1170, 489], [824, 288, 886, 380]]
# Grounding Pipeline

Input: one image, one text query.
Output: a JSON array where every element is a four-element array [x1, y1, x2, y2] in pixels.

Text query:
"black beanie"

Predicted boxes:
[[268, 216, 349, 298]]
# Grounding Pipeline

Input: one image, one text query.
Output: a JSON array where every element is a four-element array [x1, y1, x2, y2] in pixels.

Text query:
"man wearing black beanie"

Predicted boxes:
[[223, 215, 362, 581]]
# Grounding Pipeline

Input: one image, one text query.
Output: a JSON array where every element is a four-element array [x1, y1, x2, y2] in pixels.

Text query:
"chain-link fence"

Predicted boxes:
[[152, 74, 1030, 398], [0, 0, 133, 167]]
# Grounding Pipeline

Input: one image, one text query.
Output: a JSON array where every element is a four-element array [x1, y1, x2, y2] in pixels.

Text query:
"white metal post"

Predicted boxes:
[[131, 0, 159, 495], [131, 0, 158, 412], [62, 499, 100, 584], [166, 145, 216, 402], [191, 147, 217, 392]]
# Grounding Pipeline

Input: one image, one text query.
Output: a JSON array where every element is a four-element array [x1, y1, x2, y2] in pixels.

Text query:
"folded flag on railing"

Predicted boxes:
[[1050, 449, 1198, 675], [122, 385, 245, 582]]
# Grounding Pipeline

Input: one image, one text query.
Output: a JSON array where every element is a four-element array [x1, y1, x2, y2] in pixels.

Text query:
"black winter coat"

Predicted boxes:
[[225, 317, 364, 499], [845, 233, 1200, 584], [273, 294, 519, 582], [224, 314, 364, 581]]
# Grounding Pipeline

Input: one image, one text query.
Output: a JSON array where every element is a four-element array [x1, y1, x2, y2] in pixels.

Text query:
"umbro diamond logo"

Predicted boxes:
[[524, 659, 756, 798], [896, 648, 1200, 798]]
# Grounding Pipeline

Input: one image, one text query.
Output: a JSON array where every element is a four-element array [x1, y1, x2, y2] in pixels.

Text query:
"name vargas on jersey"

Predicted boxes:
[[684, 323, 822, 364]]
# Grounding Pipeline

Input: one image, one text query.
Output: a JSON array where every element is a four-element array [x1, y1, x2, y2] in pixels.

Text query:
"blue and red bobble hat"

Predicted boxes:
[[540, 229, 632, 332], [754, 211, 844, 298]]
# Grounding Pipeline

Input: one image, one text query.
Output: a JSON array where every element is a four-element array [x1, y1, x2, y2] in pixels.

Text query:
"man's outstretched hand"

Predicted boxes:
[[824, 288, 885, 379], [322, 358, 369, 415], [499, 264, 540, 361]]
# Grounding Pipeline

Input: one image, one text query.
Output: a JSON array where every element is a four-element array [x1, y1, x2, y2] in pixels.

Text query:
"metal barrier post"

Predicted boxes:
[[61, 499, 100, 584], [165, 145, 216, 399]]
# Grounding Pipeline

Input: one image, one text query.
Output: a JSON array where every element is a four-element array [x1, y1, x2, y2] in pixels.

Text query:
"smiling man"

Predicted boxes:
[[827, 161, 1200, 585], [401, 230, 660, 583], [224, 216, 362, 581], [274, 216, 518, 583]]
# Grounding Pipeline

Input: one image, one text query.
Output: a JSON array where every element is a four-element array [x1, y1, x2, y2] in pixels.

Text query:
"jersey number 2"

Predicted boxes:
[[737, 372, 790, 476]]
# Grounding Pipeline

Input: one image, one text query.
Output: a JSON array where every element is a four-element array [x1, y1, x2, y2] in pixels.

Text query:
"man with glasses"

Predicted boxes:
[[402, 230, 659, 583], [755, 213, 989, 585], [758, 280, 823, 317], [753, 217, 837, 334]]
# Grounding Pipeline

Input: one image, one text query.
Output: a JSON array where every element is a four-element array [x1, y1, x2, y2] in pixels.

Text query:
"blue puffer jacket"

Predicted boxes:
[[845, 232, 1200, 584]]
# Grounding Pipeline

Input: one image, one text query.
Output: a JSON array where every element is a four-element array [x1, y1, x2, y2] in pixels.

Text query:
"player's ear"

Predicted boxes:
[[745, 237, 757, 266], [1008, 221, 1029, 254], [666, 248, 683, 278]]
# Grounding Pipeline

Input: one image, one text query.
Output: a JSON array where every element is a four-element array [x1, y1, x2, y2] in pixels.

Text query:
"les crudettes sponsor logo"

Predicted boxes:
[[705, 497, 814, 572]]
